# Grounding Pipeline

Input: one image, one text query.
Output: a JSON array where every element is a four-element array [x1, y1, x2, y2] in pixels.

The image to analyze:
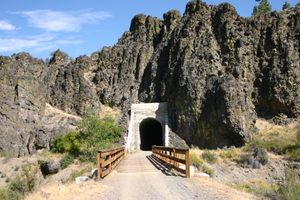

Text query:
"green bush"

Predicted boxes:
[[244, 129, 300, 161], [0, 187, 8, 200], [252, 0, 272, 16], [1, 164, 39, 200], [239, 144, 268, 168], [0, 186, 21, 200], [190, 153, 203, 169], [9, 164, 39, 196], [202, 151, 217, 164], [9, 177, 26, 197], [52, 131, 80, 156], [285, 130, 300, 161], [235, 181, 279, 199], [60, 153, 75, 169], [279, 168, 300, 200], [52, 111, 123, 162], [219, 146, 239, 160], [201, 164, 214, 176]]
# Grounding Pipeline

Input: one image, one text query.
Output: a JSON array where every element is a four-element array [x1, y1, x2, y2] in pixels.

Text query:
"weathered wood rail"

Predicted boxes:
[[152, 145, 190, 178], [97, 146, 125, 179]]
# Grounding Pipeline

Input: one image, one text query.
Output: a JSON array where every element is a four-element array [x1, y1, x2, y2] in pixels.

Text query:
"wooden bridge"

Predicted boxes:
[[93, 146, 256, 200], [97, 145, 190, 179]]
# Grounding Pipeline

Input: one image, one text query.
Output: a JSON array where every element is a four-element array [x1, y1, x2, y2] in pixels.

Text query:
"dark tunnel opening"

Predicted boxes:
[[139, 118, 163, 151]]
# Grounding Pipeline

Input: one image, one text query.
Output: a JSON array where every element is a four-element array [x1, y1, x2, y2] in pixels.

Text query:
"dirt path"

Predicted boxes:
[[90, 151, 257, 200]]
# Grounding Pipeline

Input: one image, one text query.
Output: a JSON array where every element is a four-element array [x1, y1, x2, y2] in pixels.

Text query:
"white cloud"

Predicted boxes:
[[19, 9, 111, 32], [0, 20, 16, 31], [0, 34, 83, 53]]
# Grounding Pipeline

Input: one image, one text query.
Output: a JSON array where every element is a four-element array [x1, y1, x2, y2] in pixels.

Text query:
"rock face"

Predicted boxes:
[[1, 0, 300, 155], [0, 53, 79, 156]]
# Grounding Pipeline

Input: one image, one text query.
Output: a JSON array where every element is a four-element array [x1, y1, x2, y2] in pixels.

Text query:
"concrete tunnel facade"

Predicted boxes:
[[126, 103, 169, 152]]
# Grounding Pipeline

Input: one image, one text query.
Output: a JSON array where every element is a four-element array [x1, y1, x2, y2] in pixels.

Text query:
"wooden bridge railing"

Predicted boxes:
[[97, 146, 125, 179], [152, 145, 190, 178]]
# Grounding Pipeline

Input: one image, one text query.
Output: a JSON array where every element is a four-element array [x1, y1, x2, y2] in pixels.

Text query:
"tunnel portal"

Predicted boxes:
[[126, 103, 169, 152], [139, 118, 163, 150]]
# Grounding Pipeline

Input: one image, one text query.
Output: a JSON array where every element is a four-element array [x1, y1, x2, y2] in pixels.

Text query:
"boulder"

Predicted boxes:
[[75, 176, 89, 184], [91, 168, 98, 179], [40, 161, 60, 176]]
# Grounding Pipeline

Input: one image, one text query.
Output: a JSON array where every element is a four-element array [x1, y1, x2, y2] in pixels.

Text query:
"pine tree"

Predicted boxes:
[[282, 1, 291, 10], [252, 0, 272, 16]]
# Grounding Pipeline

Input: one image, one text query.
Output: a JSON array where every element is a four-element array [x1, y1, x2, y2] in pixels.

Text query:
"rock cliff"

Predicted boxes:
[[1, 0, 300, 155]]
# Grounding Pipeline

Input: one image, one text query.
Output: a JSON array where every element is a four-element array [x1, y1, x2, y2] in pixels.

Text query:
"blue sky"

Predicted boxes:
[[0, 0, 298, 59]]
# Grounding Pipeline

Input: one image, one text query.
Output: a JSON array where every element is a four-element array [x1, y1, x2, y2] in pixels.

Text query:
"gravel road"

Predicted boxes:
[[90, 151, 256, 200]]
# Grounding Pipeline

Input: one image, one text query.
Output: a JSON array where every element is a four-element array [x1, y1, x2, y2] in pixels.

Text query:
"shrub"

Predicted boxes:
[[8, 164, 40, 199], [253, 146, 268, 165], [201, 164, 214, 176], [202, 151, 217, 164], [0, 187, 21, 200], [279, 168, 300, 200], [239, 145, 268, 168], [219, 146, 239, 160], [285, 130, 300, 161], [190, 153, 203, 169], [0, 187, 8, 200], [244, 138, 282, 154], [60, 153, 75, 169], [77, 112, 122, 149], [0, 164, 38, 200], [52, 131, 80, 156], [52, 111, 123, 163], [235, 181, 279, 199], [67, 164, 93, 182], [9, 177, 26, 197]]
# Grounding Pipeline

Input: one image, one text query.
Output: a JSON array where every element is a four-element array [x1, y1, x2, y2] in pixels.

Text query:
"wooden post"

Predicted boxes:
[[173, 149, 176, 168], [185, 149, 190, 178], [97, 152, 102, 179], [109, 154, 112, 174]]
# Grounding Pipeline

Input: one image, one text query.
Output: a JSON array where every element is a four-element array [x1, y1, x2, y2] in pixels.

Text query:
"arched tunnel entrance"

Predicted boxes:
[[139, 118, 163, 150]]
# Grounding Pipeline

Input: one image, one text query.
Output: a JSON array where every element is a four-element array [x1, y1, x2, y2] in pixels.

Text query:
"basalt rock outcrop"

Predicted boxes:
[[1, 0, 300, 155]]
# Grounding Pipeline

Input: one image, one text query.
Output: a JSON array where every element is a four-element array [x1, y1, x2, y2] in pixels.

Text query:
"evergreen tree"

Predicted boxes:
[[252, 0, 272, 16], [282, 1, 291, 10]]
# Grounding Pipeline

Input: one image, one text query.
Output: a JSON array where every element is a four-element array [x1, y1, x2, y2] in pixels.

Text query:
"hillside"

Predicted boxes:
[[1, 0, 300, 156]]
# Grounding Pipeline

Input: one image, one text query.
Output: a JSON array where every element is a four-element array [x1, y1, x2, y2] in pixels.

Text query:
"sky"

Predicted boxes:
[[0, 0, 298, 59]]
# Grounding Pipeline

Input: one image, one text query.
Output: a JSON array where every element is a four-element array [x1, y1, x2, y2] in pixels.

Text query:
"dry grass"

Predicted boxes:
[[25, 181, 110, 200], [37, 149, 63, 160], [98, 104, 121, 120], [233, 179, 279, 199], [191, 146, 243, 164], [44, 103, 80, 120], [249, 118, 300, 160], [254, 118, 299, 147], [193, 177, 259, 200]]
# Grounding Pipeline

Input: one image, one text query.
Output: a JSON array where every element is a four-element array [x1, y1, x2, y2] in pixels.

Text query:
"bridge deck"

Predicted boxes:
[[116, 151, 158, 173], [92, 151, 255, 200]]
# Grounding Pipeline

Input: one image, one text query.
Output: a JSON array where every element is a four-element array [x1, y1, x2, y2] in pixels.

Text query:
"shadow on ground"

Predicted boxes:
[[146, 154, 185, 177]]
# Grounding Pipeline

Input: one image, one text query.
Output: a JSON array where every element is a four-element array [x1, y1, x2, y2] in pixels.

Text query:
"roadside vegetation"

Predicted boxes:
[[0, 110, 123, 200], [52, 110, 123, 164], [190, 147, 216, 176], [190, 118, 300, 199], [0, 164, 41, 200]]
